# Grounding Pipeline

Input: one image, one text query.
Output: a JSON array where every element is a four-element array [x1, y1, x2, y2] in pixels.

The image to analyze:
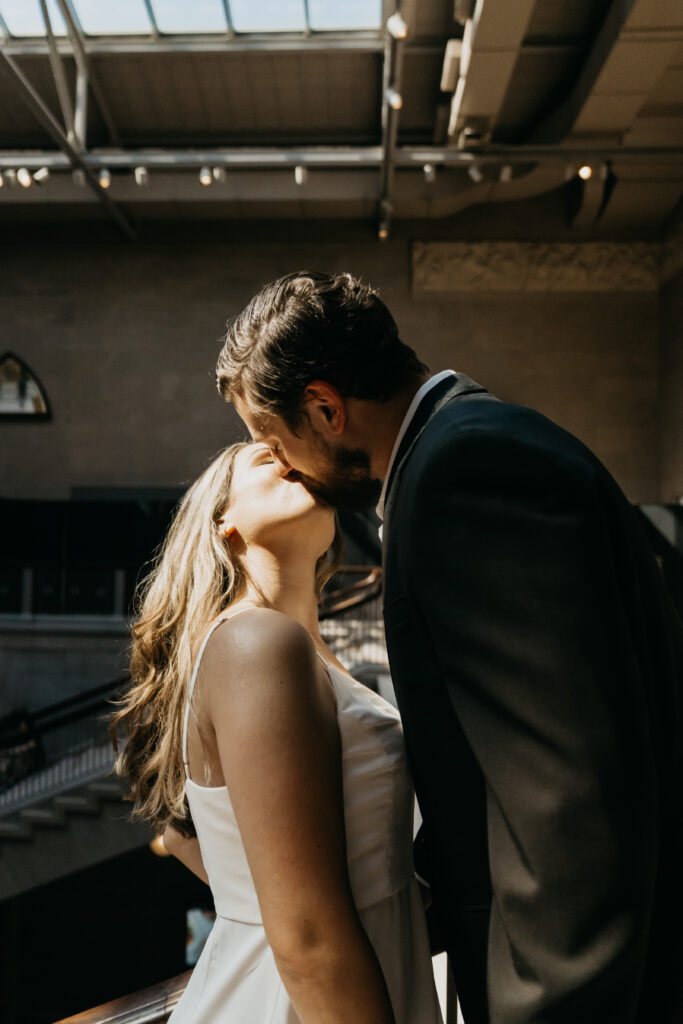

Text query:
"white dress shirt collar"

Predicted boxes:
[[376, 369, 456, 521]]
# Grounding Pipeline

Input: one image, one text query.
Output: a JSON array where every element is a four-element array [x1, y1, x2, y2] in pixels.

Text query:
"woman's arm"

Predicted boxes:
[[201, 608, 395, 1024], [162, 826, 210, 885]]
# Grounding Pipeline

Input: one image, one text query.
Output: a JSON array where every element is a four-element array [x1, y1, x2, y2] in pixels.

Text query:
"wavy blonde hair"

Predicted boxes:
[[111, 442, 342, 837]]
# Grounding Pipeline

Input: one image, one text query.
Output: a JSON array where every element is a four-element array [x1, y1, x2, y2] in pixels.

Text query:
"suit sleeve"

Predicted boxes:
[[404, 430, 659, 1021]]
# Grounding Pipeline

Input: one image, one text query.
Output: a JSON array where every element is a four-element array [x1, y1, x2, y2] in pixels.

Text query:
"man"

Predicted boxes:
[[216, 270, 683, 1024]]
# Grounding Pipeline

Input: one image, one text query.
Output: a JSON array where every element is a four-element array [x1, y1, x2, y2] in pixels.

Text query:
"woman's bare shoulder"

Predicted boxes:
[[201, 607, 320, 691]]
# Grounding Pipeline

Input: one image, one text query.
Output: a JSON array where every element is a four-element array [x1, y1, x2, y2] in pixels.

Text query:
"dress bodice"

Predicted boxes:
[[182, 616, 415, 923]]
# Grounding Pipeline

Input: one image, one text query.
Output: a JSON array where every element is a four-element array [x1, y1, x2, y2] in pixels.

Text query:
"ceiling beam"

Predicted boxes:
[[0, 50, 136, 238], [527, 0, 640, 143], [447, 0, 536, 142]]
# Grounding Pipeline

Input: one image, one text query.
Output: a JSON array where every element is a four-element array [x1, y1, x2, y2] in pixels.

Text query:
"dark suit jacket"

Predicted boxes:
[[382, 374, 683, 1024]]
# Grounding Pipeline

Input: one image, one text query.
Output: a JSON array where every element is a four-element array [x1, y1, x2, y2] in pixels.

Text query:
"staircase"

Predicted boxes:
[[0, 683, 151, 901], [0, 569, 389, 903], [0, 744, 123, 842]]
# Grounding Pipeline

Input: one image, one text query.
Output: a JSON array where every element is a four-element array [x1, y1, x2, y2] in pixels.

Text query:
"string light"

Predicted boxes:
[[134, 166, 149, 186], [98, 167, 111, 189], [294, 165, 308, 186], [17, 167, 32, 188], [578, 165, 592, 180], [386, 12, 408, 39], [33, 167, 50, 184], [199, 166, 212, 186], [385, 87, 403, 111]]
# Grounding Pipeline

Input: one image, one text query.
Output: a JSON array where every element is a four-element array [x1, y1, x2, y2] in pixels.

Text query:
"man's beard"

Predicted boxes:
[[295, 439, 382, 512]]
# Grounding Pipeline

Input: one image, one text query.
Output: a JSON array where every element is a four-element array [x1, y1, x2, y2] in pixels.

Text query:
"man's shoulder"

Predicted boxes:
[[399, 394, 603, 495]]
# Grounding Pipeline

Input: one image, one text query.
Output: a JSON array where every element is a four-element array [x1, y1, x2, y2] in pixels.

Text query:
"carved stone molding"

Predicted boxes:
[[413, 241, 661, 294]]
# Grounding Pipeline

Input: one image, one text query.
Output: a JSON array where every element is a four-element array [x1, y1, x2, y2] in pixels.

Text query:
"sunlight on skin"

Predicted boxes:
[[0, 0, 381, 36]]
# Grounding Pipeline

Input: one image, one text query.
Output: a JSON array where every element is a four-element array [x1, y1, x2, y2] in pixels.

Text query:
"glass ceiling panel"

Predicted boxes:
[[308, 0, 382, 31], [0, 0, 381, 37], [0, 0, 67, 36], [152, 0, 228, 34], [74, 0, 152, 35], [228, 0, 306, 33]]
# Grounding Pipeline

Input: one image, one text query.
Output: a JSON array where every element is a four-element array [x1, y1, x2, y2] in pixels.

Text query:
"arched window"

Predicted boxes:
[[0, 353, 50, 421]]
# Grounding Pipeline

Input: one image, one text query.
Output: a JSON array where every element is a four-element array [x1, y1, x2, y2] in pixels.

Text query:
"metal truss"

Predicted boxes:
[[1, 146, 681, 173], [0, 32, 386, 56], [0, 0, 135, 238], [1, 0, 681, 239]]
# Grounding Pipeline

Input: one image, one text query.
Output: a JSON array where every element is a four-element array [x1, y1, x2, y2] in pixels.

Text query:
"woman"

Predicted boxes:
[[111, 442, 442, 1024]]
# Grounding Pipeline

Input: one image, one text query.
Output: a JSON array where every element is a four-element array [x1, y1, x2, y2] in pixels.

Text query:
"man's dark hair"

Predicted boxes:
[[216, 271, 427, 429]]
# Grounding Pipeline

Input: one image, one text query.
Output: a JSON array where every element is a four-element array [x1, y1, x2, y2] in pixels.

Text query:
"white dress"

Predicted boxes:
[[169, 613, 443, 1024]]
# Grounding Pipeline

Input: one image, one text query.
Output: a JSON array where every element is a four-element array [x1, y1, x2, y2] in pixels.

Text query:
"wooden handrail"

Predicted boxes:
[[319, 566, 382, 619], [53, 970, 192, 1024]]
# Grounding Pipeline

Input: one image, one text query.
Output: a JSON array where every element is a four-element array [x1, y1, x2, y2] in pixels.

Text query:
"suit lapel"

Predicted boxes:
[[381, 373, 488, 564]]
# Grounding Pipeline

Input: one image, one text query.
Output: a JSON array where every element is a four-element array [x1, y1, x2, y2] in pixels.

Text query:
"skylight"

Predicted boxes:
[[0, 0, 66, 37], [0, 0, 383, 38], [75, 0, 152, 36], [229, 0, 306, 34], [152, 0, 229, 35]]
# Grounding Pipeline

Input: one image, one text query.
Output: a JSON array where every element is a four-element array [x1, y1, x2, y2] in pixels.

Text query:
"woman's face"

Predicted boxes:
[[219, 443, 334, 550]]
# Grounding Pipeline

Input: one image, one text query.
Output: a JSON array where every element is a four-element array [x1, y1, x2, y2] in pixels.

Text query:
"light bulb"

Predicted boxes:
[[385, 88, 403, 111], [386, 12, 407, 39]]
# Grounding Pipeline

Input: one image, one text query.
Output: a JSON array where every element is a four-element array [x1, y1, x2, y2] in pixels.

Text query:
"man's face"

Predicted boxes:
[[233, 392, 382, 511]]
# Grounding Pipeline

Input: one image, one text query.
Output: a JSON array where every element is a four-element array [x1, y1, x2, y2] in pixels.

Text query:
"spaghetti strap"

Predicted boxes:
[[181, 607, 256, 778]]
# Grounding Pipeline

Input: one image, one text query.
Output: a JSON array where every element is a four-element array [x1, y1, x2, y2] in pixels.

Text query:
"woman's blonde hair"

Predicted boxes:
[[110, 442, 342, 837]]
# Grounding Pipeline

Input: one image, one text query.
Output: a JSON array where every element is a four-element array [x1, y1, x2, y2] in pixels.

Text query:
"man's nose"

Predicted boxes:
[[272, 450, 295, 479]]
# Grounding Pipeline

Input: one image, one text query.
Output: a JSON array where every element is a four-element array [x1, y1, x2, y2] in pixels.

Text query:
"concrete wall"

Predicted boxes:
[[0, 620, 128, 712], [0, 239, 669, 503]]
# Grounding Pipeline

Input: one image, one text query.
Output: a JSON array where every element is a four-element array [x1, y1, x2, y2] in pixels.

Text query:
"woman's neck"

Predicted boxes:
[[233, 546, 324, 642]]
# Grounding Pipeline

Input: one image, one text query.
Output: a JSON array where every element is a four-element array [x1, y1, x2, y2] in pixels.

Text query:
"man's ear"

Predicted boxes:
[[302, 380, 346, 436]]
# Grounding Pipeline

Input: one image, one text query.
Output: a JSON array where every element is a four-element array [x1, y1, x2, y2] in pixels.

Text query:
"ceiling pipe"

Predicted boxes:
[[378, 5, 407, 238]]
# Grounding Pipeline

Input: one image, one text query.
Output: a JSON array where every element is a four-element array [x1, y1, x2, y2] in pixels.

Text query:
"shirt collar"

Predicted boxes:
[[376, 369, 456, 521]]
